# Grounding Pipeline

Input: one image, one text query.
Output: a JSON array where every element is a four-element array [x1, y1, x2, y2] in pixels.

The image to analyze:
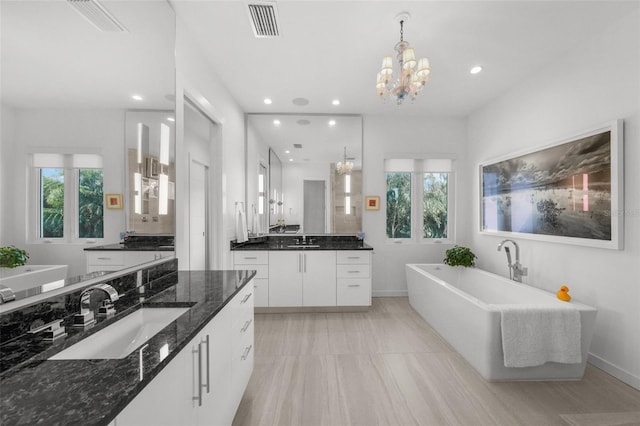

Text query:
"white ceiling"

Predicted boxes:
[[172, 0, 638, 117], [2, 0, 637, 118]]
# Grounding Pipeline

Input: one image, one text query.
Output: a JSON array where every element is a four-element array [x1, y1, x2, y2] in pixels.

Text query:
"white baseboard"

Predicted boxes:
[[372, 290, 408, 298], [588, 353, 640, 391]]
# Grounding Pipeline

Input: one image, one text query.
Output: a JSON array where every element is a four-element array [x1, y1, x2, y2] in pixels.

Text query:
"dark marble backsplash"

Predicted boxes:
[[0, 258, 178, 375]]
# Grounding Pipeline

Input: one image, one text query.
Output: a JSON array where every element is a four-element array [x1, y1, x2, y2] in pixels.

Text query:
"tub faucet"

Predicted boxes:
[[73, 283, 120, 328], [497, 239, 528, 282]]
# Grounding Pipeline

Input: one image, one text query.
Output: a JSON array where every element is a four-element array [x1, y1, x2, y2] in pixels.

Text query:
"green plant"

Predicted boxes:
[[0, 246, 30, 268], [443, 245, 477, 268]]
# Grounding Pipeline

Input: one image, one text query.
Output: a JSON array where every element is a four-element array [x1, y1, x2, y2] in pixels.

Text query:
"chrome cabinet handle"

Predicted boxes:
[[241, 318, 253, 332], [241, 345, 253, 361], [192, 343, 202, 406], [241, 292, 253, 304], [97, 257, 111, 260], [304, 253, 307, 273], [347, 256, 360, 259], [298, 253, 301, 273], [244, 256, 257, 260], [348, 284, 361, 287], [347, 270, 360, 274], [204, 335, 210, 394]]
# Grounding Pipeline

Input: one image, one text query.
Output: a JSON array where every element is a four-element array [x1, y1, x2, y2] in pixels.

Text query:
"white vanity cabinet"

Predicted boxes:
[[114, 281, 254, 426], [233, 251, 268, 307], [268, 251, 336, 307], [86, 250, 174, 273], [336, 251, 372, 306]]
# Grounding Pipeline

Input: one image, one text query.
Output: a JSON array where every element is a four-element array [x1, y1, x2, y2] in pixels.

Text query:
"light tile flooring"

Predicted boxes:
[[233, 297, 640, 426]]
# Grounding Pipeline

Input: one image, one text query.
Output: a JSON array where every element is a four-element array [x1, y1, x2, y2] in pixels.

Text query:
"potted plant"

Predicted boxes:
[[443, 245, 477, 268], [0, 246, 30, 269]]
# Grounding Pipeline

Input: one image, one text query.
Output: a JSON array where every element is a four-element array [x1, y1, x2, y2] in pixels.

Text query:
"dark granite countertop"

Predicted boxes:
[[84, 243, 175, 251], [231, 235, 373, 251], [0, 270, 255, 426]]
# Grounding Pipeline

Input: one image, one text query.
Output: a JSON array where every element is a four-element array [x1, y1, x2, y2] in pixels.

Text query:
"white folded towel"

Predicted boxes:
[[236, 207, 248, 243], [498, 303, 581, 368]]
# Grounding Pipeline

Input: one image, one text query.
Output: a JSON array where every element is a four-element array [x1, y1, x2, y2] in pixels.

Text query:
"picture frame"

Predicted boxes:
[[365, 195, 380, 211], [479, 120, 623, 250], [105, 193, 123, 210]]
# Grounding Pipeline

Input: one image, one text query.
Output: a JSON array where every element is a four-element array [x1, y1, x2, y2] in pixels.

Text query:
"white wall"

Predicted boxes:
[[465, 11, 640, 389], [0, 108, 126, 277], [175, 16, 246, 270], [361, 115, 468, 296], [0, 105, 17, 245]]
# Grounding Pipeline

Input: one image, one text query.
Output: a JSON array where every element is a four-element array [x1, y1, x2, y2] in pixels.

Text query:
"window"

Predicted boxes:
[[31, 153, 104, 242], [385, 158, 454, 242]]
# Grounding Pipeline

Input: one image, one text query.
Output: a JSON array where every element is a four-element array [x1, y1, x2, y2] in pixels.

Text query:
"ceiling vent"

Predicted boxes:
[[247, 2, 280, 38], [67, 0, 127, 32], [293, 144, 303, 149]]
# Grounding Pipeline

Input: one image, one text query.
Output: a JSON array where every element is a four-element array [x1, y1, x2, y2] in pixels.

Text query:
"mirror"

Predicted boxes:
[[1, 1, 175, 272], [125, 111, 175, 234], [246, 114, 363, 234]]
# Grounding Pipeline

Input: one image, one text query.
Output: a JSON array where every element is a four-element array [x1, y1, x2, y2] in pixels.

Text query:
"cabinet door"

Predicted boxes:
[[115, 337, 196, 426], [268, 251, 302, 307], [302, 251, 337, 307], [197, 303, 233, 426]]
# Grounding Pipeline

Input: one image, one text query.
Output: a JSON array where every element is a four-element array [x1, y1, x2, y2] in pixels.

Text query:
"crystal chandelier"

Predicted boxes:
[[336, 147, 354, 175], [376, 13, 431, 105]]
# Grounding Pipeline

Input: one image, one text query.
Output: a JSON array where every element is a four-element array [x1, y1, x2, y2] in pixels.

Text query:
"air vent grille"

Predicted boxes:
[[248, 2, 280, 38], [293, 144, 303, 149], [67, 0, 127, 32]]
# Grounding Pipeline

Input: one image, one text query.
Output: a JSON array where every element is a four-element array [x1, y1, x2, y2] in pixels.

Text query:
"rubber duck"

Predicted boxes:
[[556, 285, 571, 302]]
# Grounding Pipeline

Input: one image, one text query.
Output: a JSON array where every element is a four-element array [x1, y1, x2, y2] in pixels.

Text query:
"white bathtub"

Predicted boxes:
[[405, 264, 597, 381], [0, 265, 68, 293]]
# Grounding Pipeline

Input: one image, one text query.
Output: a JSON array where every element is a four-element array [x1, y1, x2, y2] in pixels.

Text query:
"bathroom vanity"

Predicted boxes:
[[232, 235, 373, 309], [0, 259, 255, 426], [84, 235, 175, 273]]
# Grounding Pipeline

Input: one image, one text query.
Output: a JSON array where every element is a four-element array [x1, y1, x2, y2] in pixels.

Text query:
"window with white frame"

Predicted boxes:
[[30, 153, 104, 242], [385, 158, 455, 243]]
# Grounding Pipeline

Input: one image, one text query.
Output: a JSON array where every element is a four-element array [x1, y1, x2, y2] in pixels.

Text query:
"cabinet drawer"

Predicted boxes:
[[337, 278, 371, 306], [337, 251, 370, 265], [86, 252, 125, 266], [337, 264, 370, 278], [234, 251, 268, 265], [234, 264, 268, 279]]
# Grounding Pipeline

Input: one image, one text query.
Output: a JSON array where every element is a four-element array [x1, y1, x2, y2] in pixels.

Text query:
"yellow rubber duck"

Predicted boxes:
[[556, 285, 571, 302]]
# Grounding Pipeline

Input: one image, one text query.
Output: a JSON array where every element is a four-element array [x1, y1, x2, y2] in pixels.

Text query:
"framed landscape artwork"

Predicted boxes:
[[479, 120, 623, 249]]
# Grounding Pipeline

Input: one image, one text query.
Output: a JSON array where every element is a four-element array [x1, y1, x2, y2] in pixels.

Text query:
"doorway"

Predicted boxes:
[[303, 180, 325, 233]]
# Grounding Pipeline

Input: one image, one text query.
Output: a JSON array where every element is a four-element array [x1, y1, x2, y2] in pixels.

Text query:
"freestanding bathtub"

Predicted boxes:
[[0, 265, 68, 293], [406, 264, 597, 381]]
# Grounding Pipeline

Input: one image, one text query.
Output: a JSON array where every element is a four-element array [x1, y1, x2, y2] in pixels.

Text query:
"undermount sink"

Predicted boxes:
[[286, 245, 321, 248], [49, 307, 189, 360]]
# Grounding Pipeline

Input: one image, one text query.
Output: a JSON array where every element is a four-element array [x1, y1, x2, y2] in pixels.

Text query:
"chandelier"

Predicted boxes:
[[336, 147, 354, 175], [376, 13, 431, 105]]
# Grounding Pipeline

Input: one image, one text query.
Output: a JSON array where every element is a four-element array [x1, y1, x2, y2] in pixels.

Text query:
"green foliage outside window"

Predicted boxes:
[[41, 168, 64, 238], [386, 172, 411, 238], [79, 169, 104, 238], [423, 173, 448, 238]]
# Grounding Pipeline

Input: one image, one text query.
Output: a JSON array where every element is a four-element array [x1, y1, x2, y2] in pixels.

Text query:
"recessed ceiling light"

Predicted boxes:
[[332, 99, 340, 106], [132, 95, 143, 101], [273, 119, 281, 125], [470, 66, 483, 74], [289, 158, 293, 162], [166, 117, 175, 122], [328, 120, 336, 126], [264, 98, 273, 105], [285, 150, 290, 154]]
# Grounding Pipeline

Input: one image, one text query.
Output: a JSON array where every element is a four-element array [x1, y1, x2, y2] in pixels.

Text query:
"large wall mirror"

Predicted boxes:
[[246, 114, 363, 234], [1, 1, 175, 273]]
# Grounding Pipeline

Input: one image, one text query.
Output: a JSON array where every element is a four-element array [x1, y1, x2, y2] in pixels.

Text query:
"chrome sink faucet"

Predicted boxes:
[[73, 283, 121, 328], [497, 239, 528, 282]]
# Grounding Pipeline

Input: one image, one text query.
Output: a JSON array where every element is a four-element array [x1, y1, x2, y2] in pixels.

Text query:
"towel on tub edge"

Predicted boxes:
[[498, 303, 581, 368]]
